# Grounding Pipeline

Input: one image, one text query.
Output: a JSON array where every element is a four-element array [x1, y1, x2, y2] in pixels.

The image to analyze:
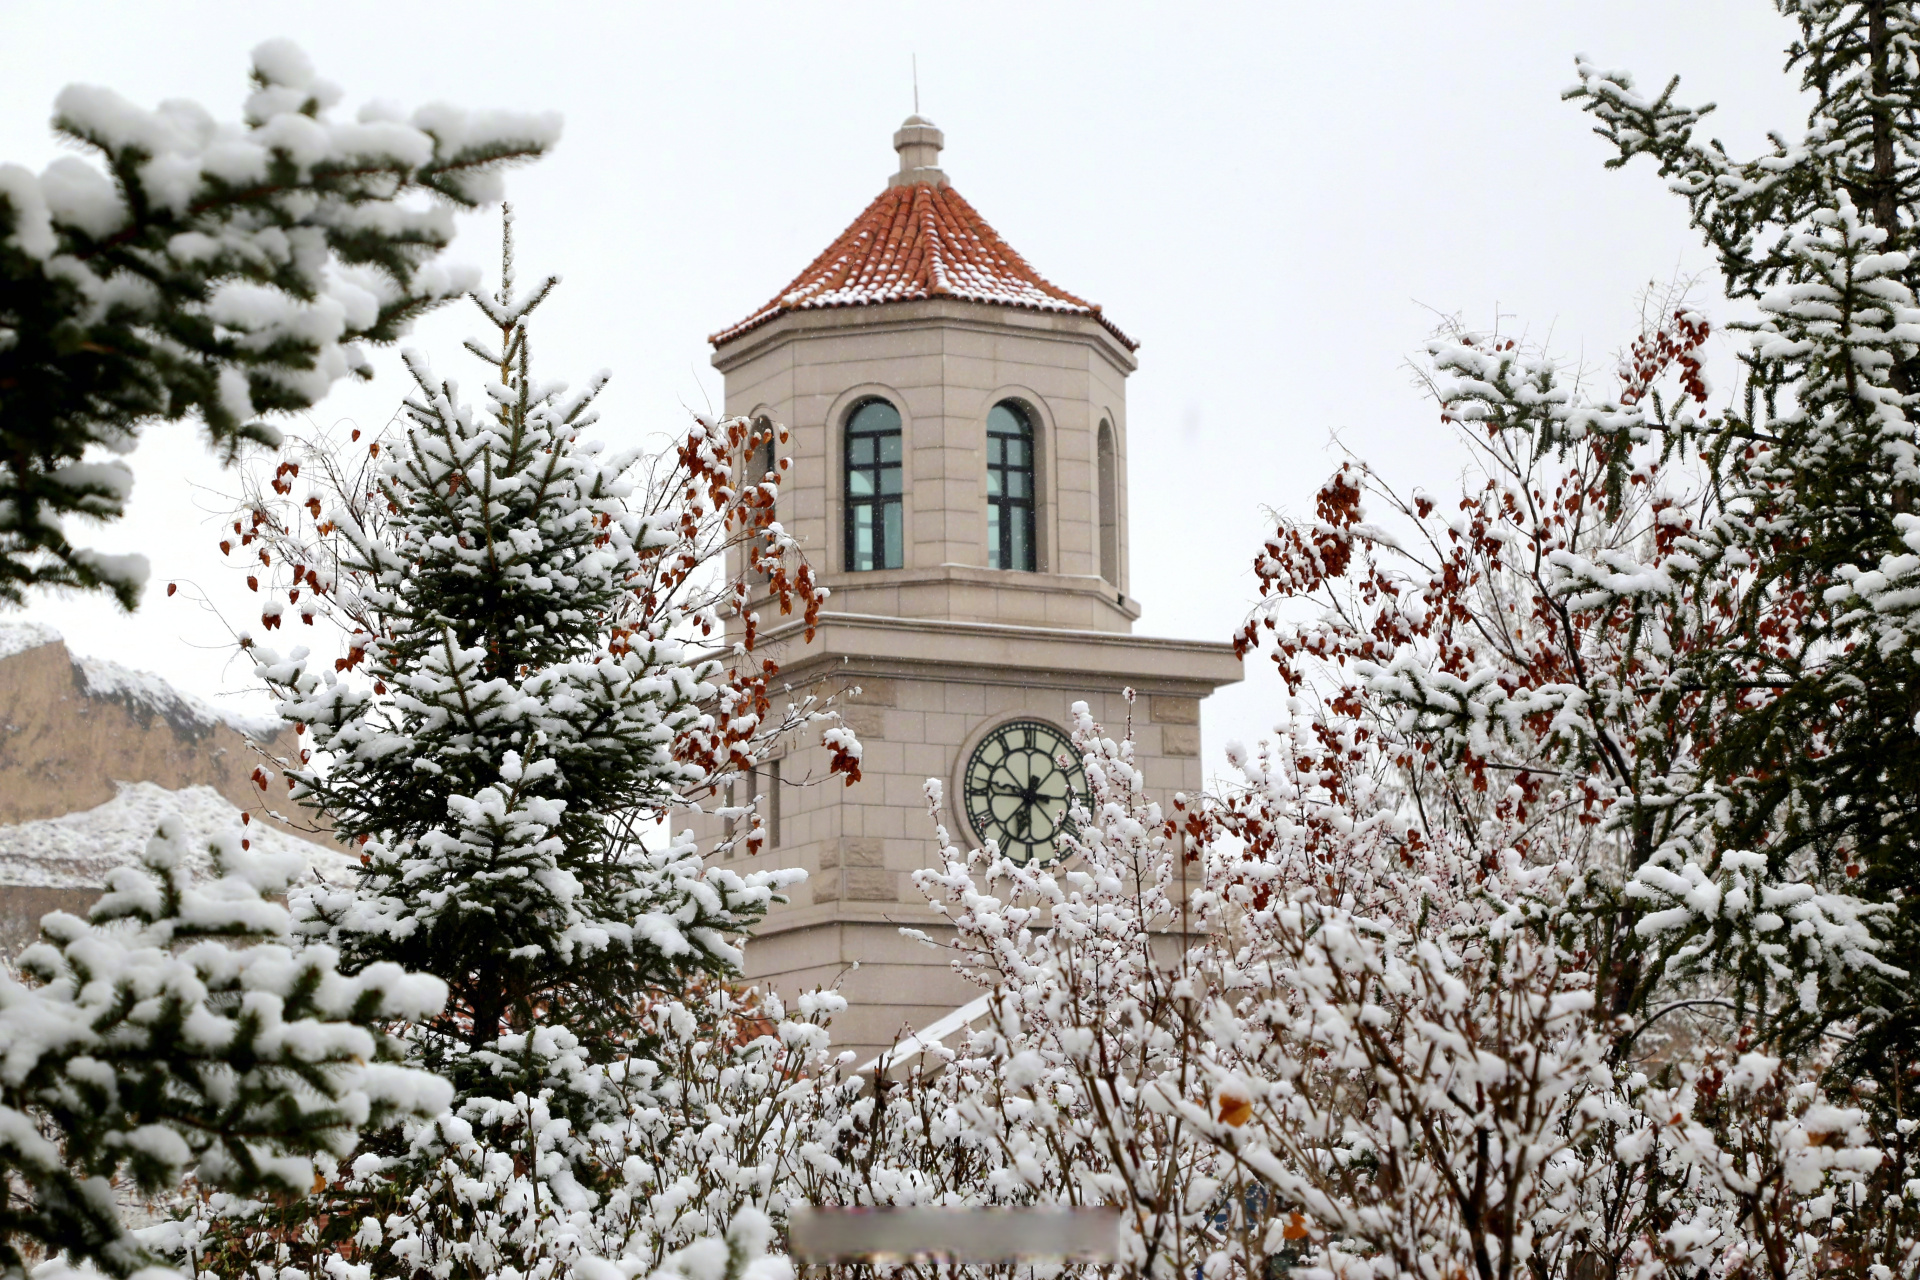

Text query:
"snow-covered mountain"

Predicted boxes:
[[0, 620, 339, 952]]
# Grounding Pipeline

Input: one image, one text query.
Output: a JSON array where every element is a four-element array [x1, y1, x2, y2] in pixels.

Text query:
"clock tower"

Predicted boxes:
[[706, 117, 1242, 1062]]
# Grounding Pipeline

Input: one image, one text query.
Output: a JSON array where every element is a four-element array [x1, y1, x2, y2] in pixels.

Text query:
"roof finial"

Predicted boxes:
[[913, 54, 919, 116], [891, 109, 946, 189]]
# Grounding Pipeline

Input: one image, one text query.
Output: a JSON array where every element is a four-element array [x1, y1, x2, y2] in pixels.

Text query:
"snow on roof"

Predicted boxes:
[[0, 620, 281, 740], [858, 991, 992, 1076], [710, 182, 1137, 351], [0, 780, 356, 890]]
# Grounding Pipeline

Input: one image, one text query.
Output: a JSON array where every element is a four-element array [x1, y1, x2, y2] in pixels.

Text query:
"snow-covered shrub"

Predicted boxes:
[[1171, 853, 1612, 1280], [0, 819, 449, 1279], [0, 41, 556, 608], [173, 982, 846, 1280], [808, 700, 1605, 1280], [787, 700, 1232, 1280], [835, 686, 1906, 1280]]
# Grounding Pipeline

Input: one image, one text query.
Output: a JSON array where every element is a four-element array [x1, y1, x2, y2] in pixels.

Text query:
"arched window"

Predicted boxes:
[[750, 418, 776, 488], [1097, 419, 1118, 585], [987, 401, 1036, 572], [745, 417, 778, 584], [844, 399, 903, 571], [749, 415, 777, 512]]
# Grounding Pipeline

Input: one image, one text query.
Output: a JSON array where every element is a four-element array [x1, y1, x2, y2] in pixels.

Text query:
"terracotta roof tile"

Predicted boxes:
[[710, 182, 1136, 350]]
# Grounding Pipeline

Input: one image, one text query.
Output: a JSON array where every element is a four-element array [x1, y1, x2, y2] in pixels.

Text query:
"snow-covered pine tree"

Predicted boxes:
[[0, 820, 448, 1280], [242, 213, 841, 1095], [0, 40, 556, 609], [1564, 1, 1920, 1080]]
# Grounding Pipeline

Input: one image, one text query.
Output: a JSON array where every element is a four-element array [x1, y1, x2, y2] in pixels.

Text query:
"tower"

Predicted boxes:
[[706, 117, 1242, 1061]]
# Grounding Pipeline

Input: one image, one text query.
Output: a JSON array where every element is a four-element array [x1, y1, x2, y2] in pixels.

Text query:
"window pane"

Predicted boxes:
[[852, 400, 902, 435], [879, 434, 901, 463], [985, 401, 1038, 574], [883, 502, 903, 569], [880, 468, 901, 495], [850, 470, 874, 497], [852, 437, 875, 465], [854, 508, 873, 570]]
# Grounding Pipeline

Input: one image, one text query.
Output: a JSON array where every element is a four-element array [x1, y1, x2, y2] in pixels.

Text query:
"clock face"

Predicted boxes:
[[962, 719, 1088, 866]]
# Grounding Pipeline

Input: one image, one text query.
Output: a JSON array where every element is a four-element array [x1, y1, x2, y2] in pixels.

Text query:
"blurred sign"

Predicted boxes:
[[788, 1206, 1122, 1265]]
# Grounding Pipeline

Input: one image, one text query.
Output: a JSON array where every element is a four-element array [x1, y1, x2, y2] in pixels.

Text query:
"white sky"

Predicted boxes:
[[2, 0, 1810, 775]]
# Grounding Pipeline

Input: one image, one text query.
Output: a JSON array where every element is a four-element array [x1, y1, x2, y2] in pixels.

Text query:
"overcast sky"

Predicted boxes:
[[2, 0, 1811, 770]]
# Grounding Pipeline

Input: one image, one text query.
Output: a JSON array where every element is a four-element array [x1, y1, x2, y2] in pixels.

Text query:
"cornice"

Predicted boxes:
[[710, 297, 1139, 380]]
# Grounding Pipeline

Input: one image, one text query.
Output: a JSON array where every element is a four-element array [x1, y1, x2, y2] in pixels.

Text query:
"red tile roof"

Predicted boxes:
[[710, 181, 1137, 350]]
